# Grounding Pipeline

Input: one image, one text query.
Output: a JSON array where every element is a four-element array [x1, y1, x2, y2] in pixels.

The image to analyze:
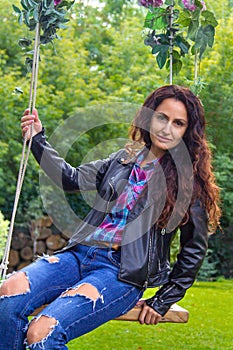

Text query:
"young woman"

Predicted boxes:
[[0, 85, 221, 349]]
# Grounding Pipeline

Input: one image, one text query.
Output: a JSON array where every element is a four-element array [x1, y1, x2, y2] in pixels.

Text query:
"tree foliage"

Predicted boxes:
[[0, 211, 9, 261], [142, 0, 218, 77], [0, 1, 232, 278]]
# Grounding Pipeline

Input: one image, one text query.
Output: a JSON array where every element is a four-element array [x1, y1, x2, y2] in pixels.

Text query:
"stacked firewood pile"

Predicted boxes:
[[8, 217, 69, 273]]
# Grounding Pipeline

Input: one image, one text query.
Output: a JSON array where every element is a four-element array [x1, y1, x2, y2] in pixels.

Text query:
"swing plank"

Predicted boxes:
[[116, 302, 189, 323], [31, 302, 189, 323]]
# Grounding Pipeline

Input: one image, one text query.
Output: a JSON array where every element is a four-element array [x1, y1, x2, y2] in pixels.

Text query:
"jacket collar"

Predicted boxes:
[[117, 146, 149, 166]]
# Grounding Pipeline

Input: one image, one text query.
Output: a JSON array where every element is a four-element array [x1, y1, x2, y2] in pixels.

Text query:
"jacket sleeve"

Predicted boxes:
[[146, 200, 209, 316], [30, 128, 119, 192]]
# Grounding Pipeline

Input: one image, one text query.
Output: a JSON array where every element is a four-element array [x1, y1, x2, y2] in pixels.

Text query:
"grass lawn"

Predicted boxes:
[[68, 280, 233, 350]]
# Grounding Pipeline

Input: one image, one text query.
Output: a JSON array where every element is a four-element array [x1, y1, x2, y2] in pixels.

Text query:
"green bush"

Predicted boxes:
[[214, 153, 233, 228], [0, 211, 9, 261]]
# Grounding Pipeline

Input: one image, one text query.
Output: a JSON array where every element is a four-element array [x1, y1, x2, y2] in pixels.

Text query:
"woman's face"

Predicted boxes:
[[149, 98, 188, 158]]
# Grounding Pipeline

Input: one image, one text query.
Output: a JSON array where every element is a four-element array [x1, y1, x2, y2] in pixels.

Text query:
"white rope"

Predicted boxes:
[[0, 23, 41, 281]]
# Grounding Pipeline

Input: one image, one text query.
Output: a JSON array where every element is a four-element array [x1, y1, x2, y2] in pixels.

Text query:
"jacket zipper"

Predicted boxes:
[[106, 177, 115, 213], [143, 229, 153, 289], [161, 228, 166, 235], [158, 227, 166, 272], [161, 228, 166, 258], [159, 284, 174, 303]]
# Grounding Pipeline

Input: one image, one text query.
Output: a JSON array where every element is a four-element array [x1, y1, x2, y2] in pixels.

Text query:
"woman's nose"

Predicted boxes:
[[161, 121, 172, 135]]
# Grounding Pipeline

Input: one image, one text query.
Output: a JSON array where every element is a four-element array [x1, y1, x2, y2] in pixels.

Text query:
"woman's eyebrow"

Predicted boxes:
[[154, 112, 169, 118], [154, 112, 187, 123], [174, 117, 188, 123]]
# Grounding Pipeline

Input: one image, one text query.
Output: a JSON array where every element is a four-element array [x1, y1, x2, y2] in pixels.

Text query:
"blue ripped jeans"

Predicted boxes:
[[0, 244, 143, 349]]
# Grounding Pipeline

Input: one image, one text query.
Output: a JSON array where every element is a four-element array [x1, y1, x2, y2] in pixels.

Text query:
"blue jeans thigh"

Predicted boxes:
[[36, 246, 143, 343], [0, 250, 81, 350]]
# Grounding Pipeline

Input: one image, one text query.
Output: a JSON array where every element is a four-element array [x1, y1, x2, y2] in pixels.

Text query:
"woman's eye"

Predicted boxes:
[[175, 120, 185, 127], [156, 113, 166, 121]]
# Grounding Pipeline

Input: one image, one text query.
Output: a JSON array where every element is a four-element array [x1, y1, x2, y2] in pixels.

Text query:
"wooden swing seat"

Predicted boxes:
[[31, 301, 189, 324]]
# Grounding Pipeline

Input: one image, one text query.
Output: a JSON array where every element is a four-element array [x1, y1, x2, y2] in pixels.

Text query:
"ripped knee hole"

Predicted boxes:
[[27, 315, 57, 345], [44, 255, 60, 264], [0, 272, 30, 297], [61, 283, 100, 301]]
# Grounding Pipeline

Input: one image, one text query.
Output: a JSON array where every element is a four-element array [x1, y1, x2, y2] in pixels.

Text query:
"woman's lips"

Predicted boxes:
[[156, 135, 172, 142]]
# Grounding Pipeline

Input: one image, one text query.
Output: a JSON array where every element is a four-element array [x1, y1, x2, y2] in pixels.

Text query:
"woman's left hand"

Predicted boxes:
[[137, 299, 162, 325]]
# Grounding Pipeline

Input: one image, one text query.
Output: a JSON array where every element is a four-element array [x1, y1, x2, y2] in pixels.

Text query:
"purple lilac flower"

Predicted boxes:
[[139, 0, 164, 8], [54, 0, 62, 6], [181, 0, 196, 11], [201, 1, 207, 11]]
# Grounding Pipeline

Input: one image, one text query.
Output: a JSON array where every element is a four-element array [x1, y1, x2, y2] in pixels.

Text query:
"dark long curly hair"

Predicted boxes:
[[128, 85, 221, 231]]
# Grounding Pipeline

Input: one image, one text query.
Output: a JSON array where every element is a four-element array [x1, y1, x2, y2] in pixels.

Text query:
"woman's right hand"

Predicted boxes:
[[21, 108, 43, 140]]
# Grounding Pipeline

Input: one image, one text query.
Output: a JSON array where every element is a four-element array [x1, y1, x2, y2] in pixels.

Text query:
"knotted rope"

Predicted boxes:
[[0, 23, 41, 281]]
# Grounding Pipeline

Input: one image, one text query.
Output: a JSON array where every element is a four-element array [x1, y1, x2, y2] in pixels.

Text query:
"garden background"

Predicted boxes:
[[0, 0, 233, 348]]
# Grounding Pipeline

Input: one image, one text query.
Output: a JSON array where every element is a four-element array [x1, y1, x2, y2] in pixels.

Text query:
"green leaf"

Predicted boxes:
[[26, 50, 35, 55], [24, 10, 31, 27], [152, 15, 167, 30], [194, 24, 215, 58], [171, 49, 180, 60], [25, 57, 33, 72], [144, 12, 155, 29], [44, 9, 55, 16], [158, 33, 169, 45], [13, 87, 24, 94], [18, 38, 32, 47], [177, 11, 191, 27], [188, 19, 199, 41], [24, 0, 33, 10], [156, 51, 167, 69], [175, 35, 190, 55], [144, 33, 156, 47], [21, 0, 29, 11], [12, 5, 22, 14], [194, 28, 206, 53], [156, 46, 169, 69], [28, 18, 37, 31], [144, 8, 167, 30], [58, 0, 75, 10], [58, 23, 67, 29], [165, 49, 182, 74], [18, 12, 23, 25], [59, 18, 69, 24], [33, 7, 39, 22], [172, 59, 182, 75], [152, 45, 162, 55], [203, 24, 215, 47], [192, 8, 201, 21], [27, 0, 38, 7], [191, 44, 196, 55], [43, 0, 54, 10], [201, 10, 218, 27]]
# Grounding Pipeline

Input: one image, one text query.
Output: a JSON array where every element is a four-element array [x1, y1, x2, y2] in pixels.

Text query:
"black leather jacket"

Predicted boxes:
[[31, 129, 208, 316]]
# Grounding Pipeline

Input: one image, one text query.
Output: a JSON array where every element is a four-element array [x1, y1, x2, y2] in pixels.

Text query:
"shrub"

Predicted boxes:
[[0, 211, 9, 261]]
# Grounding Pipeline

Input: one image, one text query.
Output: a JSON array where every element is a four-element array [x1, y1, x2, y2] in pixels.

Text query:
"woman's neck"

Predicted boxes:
[[140, 148, 164, 168]]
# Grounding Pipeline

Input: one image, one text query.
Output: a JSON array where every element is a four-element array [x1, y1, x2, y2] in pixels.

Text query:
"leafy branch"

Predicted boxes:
[[13, 0, 74, 43], [13, 0, 74, 71], [141, 0, 218, 82]]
